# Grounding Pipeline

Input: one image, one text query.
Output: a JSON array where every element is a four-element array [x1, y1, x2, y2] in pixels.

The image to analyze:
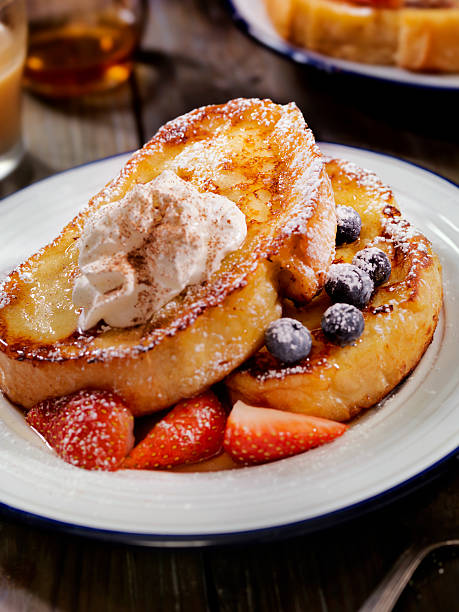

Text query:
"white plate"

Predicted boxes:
[[227, 0, 459, 90], [0, 145, 458, 546]]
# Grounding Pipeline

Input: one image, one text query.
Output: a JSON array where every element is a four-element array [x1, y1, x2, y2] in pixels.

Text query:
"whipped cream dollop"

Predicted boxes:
[[72, 170, 247, 330]]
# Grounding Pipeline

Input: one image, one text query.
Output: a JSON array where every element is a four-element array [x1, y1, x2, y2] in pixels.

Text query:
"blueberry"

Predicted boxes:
[[321, 303, 364, 346], [325, 263, 374, 309], [265, 318, 312, 364], [336, 205, 362, 245], [352, 247, 391, 286]]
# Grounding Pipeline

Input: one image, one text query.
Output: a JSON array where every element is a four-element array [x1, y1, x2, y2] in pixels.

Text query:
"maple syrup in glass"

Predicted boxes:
[[24, 1, 141, 97]]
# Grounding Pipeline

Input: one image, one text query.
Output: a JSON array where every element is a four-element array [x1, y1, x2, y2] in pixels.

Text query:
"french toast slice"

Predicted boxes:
[[291, 0, 399, 66], [264, 0, 459, 72], [0, 98, 336, 415], [398, 8, 459, 72], [226, 158, 443, 422], [265, 0, 294, 38]]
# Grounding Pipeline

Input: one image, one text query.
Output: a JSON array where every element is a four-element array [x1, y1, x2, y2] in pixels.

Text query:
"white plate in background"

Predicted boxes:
[[226, 0, 459, 90]]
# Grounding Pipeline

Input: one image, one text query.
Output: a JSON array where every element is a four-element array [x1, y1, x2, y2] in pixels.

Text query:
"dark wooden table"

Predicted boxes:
[[0, 1, 458, 610]]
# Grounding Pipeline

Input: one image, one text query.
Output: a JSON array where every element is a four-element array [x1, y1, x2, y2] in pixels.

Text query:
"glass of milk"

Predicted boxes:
[[0, 0, 26, 180]]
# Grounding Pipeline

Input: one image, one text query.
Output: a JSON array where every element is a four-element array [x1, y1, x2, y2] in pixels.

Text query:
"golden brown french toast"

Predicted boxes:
[[265, 0, 459, 72], [0, 98, 336, 415], [226, 158, 443, 421]]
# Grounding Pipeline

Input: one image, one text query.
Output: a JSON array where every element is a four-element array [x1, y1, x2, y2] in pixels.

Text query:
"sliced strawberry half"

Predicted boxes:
[[123, 391, 227, 470], [223, 401, 347, 466], [26, 389, 134, 471]]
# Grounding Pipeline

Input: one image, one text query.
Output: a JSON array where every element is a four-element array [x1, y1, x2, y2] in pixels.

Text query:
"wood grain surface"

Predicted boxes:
[[0, 1, 458, 610]]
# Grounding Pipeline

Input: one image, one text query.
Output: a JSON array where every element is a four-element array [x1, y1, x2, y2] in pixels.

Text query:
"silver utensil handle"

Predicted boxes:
[[358, 539, 459, 612]]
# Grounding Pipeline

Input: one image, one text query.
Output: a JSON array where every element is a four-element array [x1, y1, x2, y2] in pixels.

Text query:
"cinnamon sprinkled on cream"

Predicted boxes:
[[72, 170, 247, 330]]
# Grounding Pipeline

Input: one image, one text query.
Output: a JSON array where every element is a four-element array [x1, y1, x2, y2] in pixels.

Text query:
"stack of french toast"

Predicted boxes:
[[0, 99, 443, 472], [265, 0, 459, 72]]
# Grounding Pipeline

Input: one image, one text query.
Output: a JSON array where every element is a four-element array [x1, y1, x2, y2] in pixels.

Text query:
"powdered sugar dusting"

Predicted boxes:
[[383, 208, 418, 253], [0, 279, 11, 309], [327, 263, 362, 291], [27, 390, 134, 471], [326, 157, 393, 201], [337, 205, 355, 222], [353, 247, 384, 275]]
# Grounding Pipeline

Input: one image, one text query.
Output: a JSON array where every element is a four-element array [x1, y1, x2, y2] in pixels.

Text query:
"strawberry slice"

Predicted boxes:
[[223, 401, 347, 466], [26, 389, 134, 471], [123, 391, 226, 469]]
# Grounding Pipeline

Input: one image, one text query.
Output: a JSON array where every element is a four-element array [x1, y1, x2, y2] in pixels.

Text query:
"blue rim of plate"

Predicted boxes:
[[0, 146, 458, 547], [224, 0, 459, 91], [0, 450, 457, 546]]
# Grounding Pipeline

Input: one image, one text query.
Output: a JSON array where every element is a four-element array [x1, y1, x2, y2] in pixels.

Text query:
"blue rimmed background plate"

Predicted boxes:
[[226, 0, 459, 90], [0, 144, 458, 546]]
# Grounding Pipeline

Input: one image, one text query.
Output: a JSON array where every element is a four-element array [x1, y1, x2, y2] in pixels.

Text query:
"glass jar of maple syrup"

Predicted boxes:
[[24, 0, 142, 98]]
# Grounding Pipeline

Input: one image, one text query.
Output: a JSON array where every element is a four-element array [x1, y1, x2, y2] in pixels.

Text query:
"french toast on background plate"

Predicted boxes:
[[0, 98, 336, 416], [265, 0, 459, 72]]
